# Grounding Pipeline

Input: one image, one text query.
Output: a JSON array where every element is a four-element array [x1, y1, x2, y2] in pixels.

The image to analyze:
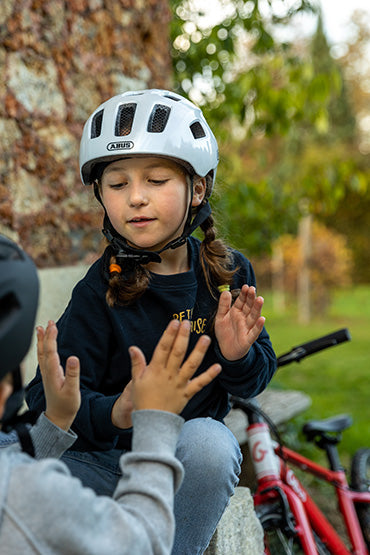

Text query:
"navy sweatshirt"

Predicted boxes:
[[26, 237, 277, 451]]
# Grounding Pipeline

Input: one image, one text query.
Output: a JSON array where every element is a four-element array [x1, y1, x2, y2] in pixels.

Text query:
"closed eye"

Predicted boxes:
[[149, 179, 168, 185], [109, 182, 127, 189]]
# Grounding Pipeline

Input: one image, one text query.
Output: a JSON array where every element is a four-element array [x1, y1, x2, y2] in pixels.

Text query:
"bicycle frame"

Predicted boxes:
[[231, 329, 369, 554], [250, 421, 370, 554]]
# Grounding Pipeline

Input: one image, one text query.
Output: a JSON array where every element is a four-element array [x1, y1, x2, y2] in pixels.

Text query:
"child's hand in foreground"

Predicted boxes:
[[37, 321, 81, 431], [117, 319, 221, 418]]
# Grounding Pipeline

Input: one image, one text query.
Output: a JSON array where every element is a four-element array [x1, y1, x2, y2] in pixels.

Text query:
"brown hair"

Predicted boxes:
[[105, 255, 149, 307], [105, 202, 239, 308]]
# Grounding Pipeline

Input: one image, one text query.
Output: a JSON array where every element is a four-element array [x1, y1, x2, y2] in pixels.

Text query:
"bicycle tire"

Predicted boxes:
[[350, 447, 370, 550], [256, 502, 330, 554]]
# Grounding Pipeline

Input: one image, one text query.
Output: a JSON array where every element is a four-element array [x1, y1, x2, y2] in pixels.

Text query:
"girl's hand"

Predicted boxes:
[[37, 321, 81, 431], [127, 319, 221, 415], [111, 381, 134, 429], [214, 285, 265, 361]]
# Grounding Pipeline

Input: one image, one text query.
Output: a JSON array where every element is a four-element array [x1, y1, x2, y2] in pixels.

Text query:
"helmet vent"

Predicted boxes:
[[164, 94, 181, 102], [115, 103, 137, 136], [91, 109, 104, 139], [190, 121, 206, 139], [147, 104, 171, 133]]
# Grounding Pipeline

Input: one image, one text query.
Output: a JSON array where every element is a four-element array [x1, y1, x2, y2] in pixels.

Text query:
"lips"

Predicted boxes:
[[128, 217, 156, 227], [129, 217, 155, 222]]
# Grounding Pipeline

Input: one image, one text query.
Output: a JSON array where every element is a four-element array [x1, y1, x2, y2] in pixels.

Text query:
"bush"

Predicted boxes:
[[253, 221, 353, 316]]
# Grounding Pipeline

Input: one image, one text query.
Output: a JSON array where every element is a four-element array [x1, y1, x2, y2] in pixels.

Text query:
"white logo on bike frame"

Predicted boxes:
[[286, 469, 307, 502]]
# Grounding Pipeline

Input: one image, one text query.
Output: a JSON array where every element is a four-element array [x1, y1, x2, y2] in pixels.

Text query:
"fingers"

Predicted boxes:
[[185, 364, 222, 399], [129, 346, 147, 380], [38, 321, 60, 380], [178, 334, 212, 382], [165, 320, 191, 370], [247, 316, 265, 345], [235, 285, 257, 310], [150, 319, 192, 373], [149, 319, 181, 369], [234, 286, 264, 325], [36, 325, 45, 366], [64, 356, 80, 386], [131, 320, 193, 380], [216, 290, 232, 319]]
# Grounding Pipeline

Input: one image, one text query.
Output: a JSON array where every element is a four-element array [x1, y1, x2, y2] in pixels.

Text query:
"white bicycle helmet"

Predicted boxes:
[[79, 89, 219, 196]]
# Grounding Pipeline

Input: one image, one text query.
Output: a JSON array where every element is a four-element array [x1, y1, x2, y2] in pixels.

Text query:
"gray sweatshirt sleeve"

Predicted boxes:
[[30, 412, 77, 459], [1, 413, 77, 459], [2, 410, 184, 555]]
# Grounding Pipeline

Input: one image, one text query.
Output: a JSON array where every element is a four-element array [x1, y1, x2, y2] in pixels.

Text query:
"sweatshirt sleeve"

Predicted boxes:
[[3, 410, 184, 555], [30, 413, 77, 459], [26, 277, 129, 450], [213, 251, 277, 399]]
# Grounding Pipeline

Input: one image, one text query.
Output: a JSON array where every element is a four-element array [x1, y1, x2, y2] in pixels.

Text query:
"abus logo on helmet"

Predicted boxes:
[[106, 141, 134, 151]]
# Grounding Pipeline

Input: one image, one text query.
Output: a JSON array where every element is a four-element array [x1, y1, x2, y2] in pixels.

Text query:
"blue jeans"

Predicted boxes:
[[61, 417, 242, 555]]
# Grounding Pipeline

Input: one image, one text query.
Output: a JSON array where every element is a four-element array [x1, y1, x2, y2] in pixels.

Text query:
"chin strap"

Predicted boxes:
[[15, 421, 36, 457], [1, 367, 37, 457], [102, 201, 212, 266], [102, 224, 162, 265], [94, 177, 212, 267]]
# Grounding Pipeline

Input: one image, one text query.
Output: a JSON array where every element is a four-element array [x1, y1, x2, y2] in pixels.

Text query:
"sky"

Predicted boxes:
[[291, 0, 370, 47], [192, 0, 370, 47]]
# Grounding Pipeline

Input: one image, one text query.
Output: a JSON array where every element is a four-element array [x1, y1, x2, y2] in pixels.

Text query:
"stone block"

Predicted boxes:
[[205, 487, 264, 555]]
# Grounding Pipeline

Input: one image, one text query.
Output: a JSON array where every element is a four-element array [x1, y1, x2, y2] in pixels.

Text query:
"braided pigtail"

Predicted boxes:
[[104, 248, 150, 307], [199, 206, 239, 298], [199, 208, 240, 334]]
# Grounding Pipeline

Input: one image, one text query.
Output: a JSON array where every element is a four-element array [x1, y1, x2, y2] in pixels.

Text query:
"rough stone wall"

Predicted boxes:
[[0, 0, 172, 266]]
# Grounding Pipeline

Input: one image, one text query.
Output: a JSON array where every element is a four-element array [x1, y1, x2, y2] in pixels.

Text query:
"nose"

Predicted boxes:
[[128, 180, 148, 207]]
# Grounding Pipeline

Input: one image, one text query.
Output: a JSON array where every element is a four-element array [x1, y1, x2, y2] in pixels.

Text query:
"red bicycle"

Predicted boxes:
[[231, 328, 370, 554]]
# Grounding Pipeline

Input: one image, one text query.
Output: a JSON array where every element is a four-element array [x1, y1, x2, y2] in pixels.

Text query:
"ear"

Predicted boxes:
[[0, 381, 13, 420], [191, 177, 206, 207]]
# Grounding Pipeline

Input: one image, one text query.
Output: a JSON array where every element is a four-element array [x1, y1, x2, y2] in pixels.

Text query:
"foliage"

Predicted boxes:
[[272, 222, 353, 315], [170, 0, 326, 136], [318, 10, 370, 282], [322, 190, 370, 284], [169, 1, 370, 271]]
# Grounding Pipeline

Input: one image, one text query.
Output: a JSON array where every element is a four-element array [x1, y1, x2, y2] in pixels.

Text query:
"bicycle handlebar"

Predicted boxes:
[[276, 328, 351, 367]]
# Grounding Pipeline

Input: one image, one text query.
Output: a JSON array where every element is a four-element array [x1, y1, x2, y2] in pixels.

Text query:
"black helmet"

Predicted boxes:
[[0, 235, 39, 381]]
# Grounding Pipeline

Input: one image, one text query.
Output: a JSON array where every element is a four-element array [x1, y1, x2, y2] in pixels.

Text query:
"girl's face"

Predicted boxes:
[[100, 156, 205, 252]]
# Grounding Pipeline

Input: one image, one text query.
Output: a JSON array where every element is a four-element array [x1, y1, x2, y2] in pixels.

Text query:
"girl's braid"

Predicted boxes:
[[199, 207, 239, 299]]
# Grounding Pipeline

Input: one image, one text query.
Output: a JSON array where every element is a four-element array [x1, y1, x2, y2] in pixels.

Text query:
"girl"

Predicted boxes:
[[27, 89, 277, 555]]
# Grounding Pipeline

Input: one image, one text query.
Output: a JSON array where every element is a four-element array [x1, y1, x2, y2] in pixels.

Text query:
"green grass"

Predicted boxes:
[[261, 285, 370, 465]]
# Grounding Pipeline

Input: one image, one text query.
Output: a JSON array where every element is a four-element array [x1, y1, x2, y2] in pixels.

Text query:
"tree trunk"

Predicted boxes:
[[272, 243, 285, 313], [297, 214, 312, 323]]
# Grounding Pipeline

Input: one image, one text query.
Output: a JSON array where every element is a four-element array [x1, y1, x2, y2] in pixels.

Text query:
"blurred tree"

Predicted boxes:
[[169, 0, 337, 256], [272, 222, 353, 316], [318, 10, 370, 284], [169, 0, 370, 311], [170, 0, 325, 135], [261, 14, 369, 317]]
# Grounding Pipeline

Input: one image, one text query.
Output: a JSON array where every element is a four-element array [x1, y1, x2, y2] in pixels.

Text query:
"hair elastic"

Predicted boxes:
[[109, 263, 122, 274], [218, 284, 230, 292]]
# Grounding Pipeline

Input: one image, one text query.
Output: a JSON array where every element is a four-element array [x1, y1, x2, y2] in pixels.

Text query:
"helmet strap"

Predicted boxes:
[[95, 177, 212, 266]]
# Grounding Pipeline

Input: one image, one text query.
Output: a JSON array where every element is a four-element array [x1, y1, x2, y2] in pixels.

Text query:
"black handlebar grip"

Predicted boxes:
[[277, 328, 351, 367]]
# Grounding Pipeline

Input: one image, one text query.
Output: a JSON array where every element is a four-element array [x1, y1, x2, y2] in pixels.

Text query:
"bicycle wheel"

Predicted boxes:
[[256, 502, 330, 555], [351, 447, 370, 550]]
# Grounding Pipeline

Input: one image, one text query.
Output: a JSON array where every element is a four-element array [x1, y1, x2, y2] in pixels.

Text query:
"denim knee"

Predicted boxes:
[[175, 417, 242, 485]]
